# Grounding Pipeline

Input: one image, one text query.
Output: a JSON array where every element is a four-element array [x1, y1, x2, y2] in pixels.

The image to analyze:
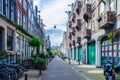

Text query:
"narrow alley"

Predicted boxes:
[[40, 57, 86, 80]]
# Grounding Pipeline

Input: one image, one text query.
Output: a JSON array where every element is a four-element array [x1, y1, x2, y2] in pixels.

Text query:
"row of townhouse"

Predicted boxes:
[[65, 0, 120, 68], [0, 0, 46, 64], [62, 32, 68, 57]]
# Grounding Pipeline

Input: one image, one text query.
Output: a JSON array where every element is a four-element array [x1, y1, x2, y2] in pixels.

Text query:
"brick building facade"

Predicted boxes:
[[66, 0, 120, 67]]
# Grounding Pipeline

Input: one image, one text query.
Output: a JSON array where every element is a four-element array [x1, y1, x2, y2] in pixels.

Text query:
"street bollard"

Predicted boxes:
[[78, 61, 80, 65], [69, 58, 71, 65], [39, 67, 41, 75], [39, 63, 42, 75], [25, 74, 27, 80]]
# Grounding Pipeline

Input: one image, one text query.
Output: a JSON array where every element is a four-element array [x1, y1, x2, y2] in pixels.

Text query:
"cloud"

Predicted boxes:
[[34, 0, 75, 46]]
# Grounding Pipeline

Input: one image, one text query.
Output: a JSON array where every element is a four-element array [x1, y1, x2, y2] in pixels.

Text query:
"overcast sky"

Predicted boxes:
[[34, 0, 75, 46]]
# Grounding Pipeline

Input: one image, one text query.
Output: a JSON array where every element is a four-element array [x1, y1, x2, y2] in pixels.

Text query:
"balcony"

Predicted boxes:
[[68, 21, 72, 28], [68, 32, 72, 39], [77, 37, 81, 44], [83, 4, 92, 22], [76, 1, 81, 15], [72, 13, 76, 23], [97, 11, 116, 29], [72, 27, 76, 36], [83, 28, 91, 38], [76, 19, 81, 31]]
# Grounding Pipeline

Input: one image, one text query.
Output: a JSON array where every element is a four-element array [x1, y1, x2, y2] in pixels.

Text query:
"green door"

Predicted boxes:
[[74, 48, 76, 60], [78, 47, 82, 61], [87, 42, 96, 65]]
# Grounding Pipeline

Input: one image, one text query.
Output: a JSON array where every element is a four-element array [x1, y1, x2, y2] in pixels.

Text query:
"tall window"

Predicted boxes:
[[7, 28, 13, 51], [110, 0, 114, 11], [5, 0, 9, 17], [0, 0, 3, 13], [99, 2, 105, 15], [117, 0, 120, 15], [21, 36, 24, 53], [28, 20, 31, 33], [10, 2, 15, 21], [20, 35, 24, 53], [23, 15, 27, 30], [106, 0, 114, 11], [92, 20, 95, 31], [16, 33, 20, 52], [23, 0, 27, 10], [17, 9, 22, 25]]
